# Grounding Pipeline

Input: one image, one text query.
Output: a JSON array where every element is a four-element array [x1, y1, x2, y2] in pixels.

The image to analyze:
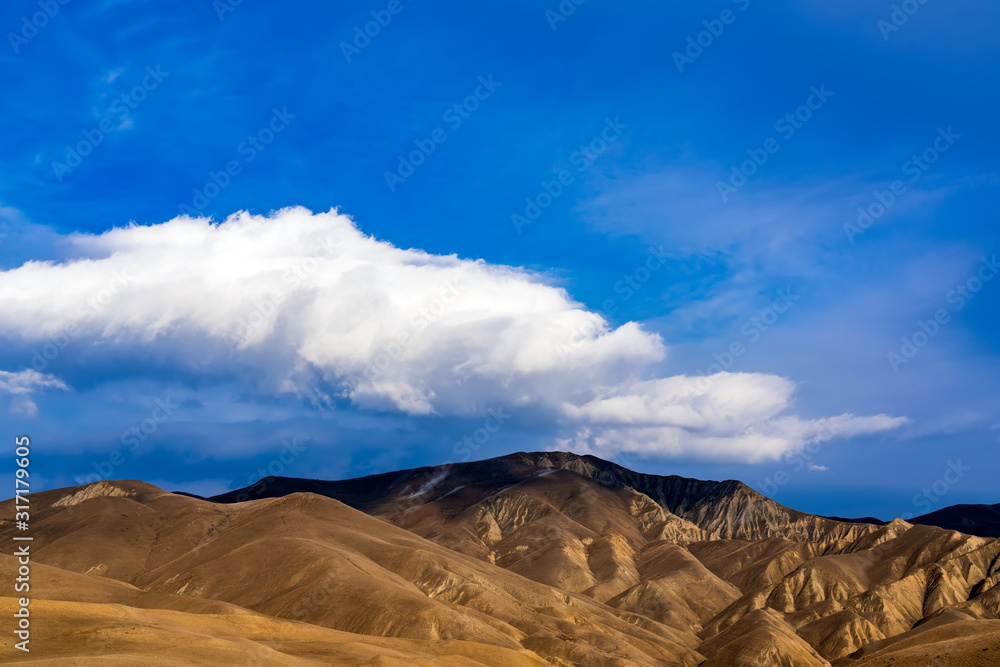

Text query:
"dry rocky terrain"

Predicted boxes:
[[2, 451, 999, 665]]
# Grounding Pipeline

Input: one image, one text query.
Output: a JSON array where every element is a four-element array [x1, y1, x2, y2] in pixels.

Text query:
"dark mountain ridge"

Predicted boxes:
[[209, 451, 872, 542], [911, 502, 1000, 538], [209, 450, 999, 539]]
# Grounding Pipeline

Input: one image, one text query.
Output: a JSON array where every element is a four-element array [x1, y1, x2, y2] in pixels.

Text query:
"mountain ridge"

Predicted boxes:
[[5, 451, 1000, 665], [208, 450, 999, 539], [208, 450, 881, 543]]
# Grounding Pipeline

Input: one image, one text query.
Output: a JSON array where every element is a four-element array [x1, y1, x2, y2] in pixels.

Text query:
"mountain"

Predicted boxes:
[[210, 451, 885, 544], [911, 503, 1000, 538], [3, 451, 1000, 665], [824, 504, 1000, 538], [823, 516, 887, 526], [0, 478, 700, 665]]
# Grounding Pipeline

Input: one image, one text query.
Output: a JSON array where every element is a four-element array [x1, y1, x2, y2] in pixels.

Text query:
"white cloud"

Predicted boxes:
[[558, 374, 906, 463], [0, 202, 28, 227], [809, 464, 829, 472], [0, 207, 908, 461], [0, 369, 69, 417]]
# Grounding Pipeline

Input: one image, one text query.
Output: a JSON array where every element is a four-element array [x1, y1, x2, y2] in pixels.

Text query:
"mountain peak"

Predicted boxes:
[[210, 450, 869, 544]]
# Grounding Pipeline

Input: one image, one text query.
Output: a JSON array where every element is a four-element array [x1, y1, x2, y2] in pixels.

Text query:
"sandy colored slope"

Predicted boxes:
[[315, 453, 1000, 663], [605, 541, 740, 635], [0, 548, 545, 665], [699, 608, 831, 667], [0, 480, 703, 666], [375, 466, 739, 636], [280, 452, 1000, 664], [0, 597, 551, 666], [835, 610, 1000, 667]]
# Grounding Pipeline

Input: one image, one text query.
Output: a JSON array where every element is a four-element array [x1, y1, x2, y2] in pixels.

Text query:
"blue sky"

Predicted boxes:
[[1, 0, 998, 520]]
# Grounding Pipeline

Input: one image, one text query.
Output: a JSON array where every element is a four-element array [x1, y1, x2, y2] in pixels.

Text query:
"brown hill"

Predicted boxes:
[[3, 451, 1000, 664], [0, 477, 702, 665]]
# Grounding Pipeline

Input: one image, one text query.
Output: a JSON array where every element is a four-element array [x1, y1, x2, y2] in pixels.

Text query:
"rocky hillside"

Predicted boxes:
[[208, 451, 1000, 664], [4, 452, 1000, 665], [210, 451, 883, 544]]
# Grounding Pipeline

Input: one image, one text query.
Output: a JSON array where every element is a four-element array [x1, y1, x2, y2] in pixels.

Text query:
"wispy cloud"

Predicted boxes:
[[103, 68, 124, 84], [0, 369, 69, 417]]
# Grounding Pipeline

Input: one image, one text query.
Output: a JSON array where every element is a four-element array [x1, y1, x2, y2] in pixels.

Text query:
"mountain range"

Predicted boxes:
[[3, 451, 999, 665]]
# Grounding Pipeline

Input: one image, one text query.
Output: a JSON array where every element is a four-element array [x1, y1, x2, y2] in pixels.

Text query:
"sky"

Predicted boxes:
[[0, 0, 998, 520]]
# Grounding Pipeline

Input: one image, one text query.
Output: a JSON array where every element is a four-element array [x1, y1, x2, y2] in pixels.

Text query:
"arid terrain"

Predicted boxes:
[[3, 451, 999, 665]]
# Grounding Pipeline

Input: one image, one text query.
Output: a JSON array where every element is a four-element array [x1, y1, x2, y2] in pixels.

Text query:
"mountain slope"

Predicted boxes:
[[208, 451, 1000, 663], [911, 503, 1000, 538], [5, 452, 1000, 665], [0, 478, 704, 666]]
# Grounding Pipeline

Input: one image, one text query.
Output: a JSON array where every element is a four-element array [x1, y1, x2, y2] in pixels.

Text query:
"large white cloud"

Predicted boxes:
[[0, 207, 907, 461]]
